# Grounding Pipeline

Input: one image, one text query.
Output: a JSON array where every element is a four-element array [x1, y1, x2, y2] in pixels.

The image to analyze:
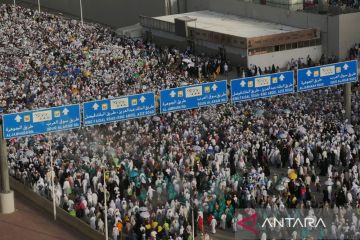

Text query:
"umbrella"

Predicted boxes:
[[139, 207, 148, 212], [83, 70, 91, 77], [81, 156, 90, 162], [152, 116, 161, 122], [193, 145, 201, 152], [140, 211, 150, 219], [345, 124, 355, 134], [277, 132, 288, 139], [288, 171, 297, 180], [283, 109, 291, 114], [187, 62, 195, 68], [113, 158, 120, 167], [182, 59, 193, 64], [25, 150, 34, 157], [296, 126, 307, 136], [129, 170, 139, 178], [324, 179, 334, 186], [275, 184, 285, 191], [281, 177, 290, 183], [254, 109, 265, 117]]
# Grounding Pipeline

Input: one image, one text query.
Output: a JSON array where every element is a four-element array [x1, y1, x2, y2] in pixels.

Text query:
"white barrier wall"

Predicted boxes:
[[247, 45, 322, 68]]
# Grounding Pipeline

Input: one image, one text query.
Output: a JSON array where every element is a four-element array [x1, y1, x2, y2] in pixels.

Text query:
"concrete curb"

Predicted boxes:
[[9, 177, 104, 240]]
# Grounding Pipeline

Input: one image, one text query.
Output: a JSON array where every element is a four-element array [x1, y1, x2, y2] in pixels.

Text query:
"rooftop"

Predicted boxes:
[[154, 10, 305, 38]]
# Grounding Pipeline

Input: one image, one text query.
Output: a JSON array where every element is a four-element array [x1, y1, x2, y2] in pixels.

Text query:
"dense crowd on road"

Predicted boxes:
[[1, 4, 360, 240], [329, 0, 360, 9]]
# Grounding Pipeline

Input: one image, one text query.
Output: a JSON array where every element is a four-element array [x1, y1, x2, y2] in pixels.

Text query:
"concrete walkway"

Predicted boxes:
[[0, 192, 83, 240]]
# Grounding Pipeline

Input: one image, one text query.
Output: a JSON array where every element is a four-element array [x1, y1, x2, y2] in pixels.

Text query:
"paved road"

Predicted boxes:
[[0, 193, 83, 240]]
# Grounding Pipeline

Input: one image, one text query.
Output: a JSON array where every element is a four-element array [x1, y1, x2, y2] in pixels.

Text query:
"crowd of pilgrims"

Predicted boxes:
[[1, 4, 360, 240]]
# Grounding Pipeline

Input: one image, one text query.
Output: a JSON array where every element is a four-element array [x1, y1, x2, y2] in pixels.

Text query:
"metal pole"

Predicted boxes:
[[190, 171, 195, 240], [79, 0, 84, 26], [192, 204, 195, 240], [344, 83, 351, 122], [49, 136, 56, 221], [0, 122, 15, 214], [38, 0, 41, 13], [0, 123, 10, 193], [13, 0, 16, 8], [104, 169, 108, 240]]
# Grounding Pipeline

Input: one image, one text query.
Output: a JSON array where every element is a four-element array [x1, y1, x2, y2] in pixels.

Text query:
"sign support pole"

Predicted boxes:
[[192, 200, 195, 240], [49, 135, 57, 221], [103, 168, 108, 240], [344, 83, 351, 122], [79, 0, 84, 26], [0, 123, 15, 214]]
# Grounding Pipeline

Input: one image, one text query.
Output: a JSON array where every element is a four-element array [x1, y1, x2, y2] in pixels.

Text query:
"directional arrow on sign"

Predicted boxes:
[[15, 115, 22, 123], [212, 84, 218, 91], [279, 74, 285, 81], [93, 103, 99, 110], [62, 108, 69, 116], [343, 63, 349, 71], [170, 91, 176, 98], [140, 95, 146, 103], [306, 70, 312, 77], [240, 80, 246, 87]]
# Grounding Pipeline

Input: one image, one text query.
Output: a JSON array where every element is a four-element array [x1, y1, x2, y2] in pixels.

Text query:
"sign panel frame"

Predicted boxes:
[[159, 80, 228, 114], [297, 60, 358, 92], [231, 71, 295, 103], [2, 104, 81, 139], [83, 92, 156, 127]]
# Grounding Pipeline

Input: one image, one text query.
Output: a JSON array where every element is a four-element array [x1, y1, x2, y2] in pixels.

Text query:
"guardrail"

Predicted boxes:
[[9, 177, 104, 240]]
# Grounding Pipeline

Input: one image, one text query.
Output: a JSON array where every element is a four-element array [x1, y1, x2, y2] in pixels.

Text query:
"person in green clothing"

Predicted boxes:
[[69, 209, 76, 217]]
